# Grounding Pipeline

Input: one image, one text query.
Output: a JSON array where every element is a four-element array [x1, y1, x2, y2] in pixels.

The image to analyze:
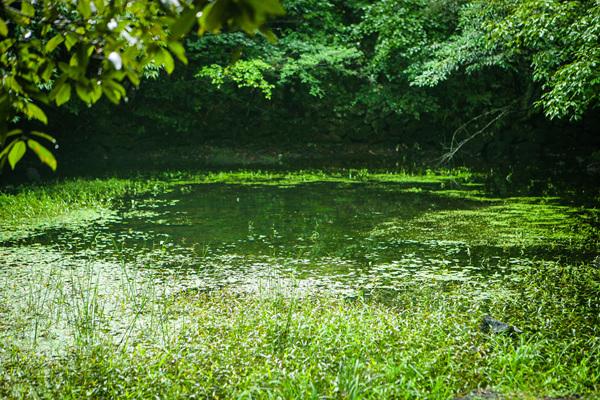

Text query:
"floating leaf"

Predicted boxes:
[[27, 138, 57, 171]]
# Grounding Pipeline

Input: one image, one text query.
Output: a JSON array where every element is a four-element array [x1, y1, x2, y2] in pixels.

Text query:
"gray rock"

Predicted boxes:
[[454, 389, 501, 400], [480, 315, 522, 335]]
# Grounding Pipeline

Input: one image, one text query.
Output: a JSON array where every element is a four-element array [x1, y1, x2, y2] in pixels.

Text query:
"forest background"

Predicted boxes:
[[3, 0, 599, 190]]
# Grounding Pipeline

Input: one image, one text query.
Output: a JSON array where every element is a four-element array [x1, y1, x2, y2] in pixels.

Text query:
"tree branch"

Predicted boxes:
[[438, 102, 515, 165]]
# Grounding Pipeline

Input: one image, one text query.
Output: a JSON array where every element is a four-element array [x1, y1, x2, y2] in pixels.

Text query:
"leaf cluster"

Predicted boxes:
[[0, 0, 283, 170]]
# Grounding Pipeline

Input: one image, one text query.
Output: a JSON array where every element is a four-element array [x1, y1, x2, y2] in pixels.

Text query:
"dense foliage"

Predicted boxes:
[[2, 0, 598, 172], [0, 0, 283, 170]]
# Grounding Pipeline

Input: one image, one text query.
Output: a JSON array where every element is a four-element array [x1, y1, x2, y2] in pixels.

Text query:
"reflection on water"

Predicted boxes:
[[1, 182, 593, 292]]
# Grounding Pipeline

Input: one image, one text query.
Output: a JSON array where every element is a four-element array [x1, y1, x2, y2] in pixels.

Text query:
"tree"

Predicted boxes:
[[361, 0, 599, 161], [25, 0, 596, 172], [410, 0, 600, 121], [0, 0, 283, 171]]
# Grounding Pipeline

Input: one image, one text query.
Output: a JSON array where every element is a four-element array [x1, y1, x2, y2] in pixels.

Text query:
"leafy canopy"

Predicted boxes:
[[0, 0, 283, 171]]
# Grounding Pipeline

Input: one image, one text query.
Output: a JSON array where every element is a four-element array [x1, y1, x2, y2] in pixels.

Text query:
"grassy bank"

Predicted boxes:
[[0, 262, 598, 399], [0, 169, 475, 241], [0, 178, 165, 227], [158, 168, 476, 186]]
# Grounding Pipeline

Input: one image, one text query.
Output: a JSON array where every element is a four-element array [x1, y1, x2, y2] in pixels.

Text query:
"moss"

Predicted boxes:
[[0, 169, 478, 241], [0, 178, 168, 240]]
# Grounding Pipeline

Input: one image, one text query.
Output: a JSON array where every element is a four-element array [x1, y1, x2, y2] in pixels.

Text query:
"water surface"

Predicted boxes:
[[2, 180, 594, 294]]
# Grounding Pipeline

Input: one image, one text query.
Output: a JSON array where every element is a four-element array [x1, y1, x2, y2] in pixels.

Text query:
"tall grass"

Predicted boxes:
[[0, 178, 166, 227], [0, 170, 597, 398], [0, 261, 598, 399]]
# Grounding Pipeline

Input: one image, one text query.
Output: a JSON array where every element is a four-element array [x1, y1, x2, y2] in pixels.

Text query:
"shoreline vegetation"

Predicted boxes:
[[1, 263, 598, 399], [1, 169, 474, 227], [1, 0, 598, 397], [1, 169, 599, 399]]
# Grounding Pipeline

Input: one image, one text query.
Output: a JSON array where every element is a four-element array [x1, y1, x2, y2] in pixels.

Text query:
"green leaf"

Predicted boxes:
[[126, 71, 141, 86], [21, 1, 35, 17], [69, 53, 79, 67], [76, 83, 91, 103], [78, 0, 92, 19], [247, 0, 285, 15], [0, 141, 13, 158], [1, 131, 23, 150], [89, 83, 102, 103], [6, 76, 23, 93], [171, 9, 197, 38], [200, 2, 224, 33], [65, 33, 78, 50], [25, 103, 48, 124], [8, 140, 26, 170], [30, 131, 56, 143], [104, 80, 126, 96], [27, 139, 57, 171], [45, 34, 64, 53], [102, 87, 119, 104], [56, 83, 71, 105], [159, 48, 175, 74], [94, 0, 105, 13], [102, 80, 125, 104], [259, 26, 278, 44], [0, 19, 8, 37], [52, 83, 69, 106], [5, 129, 23, 139], [41, 61, 55, 81], [168, 41, 188, 64]]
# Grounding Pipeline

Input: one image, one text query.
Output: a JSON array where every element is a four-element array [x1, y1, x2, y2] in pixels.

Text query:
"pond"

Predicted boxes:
[[1, 177, 595, 297]]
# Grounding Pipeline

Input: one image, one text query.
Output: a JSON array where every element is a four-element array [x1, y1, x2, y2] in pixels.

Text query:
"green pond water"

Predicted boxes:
[[1, 180, 596, 295]]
